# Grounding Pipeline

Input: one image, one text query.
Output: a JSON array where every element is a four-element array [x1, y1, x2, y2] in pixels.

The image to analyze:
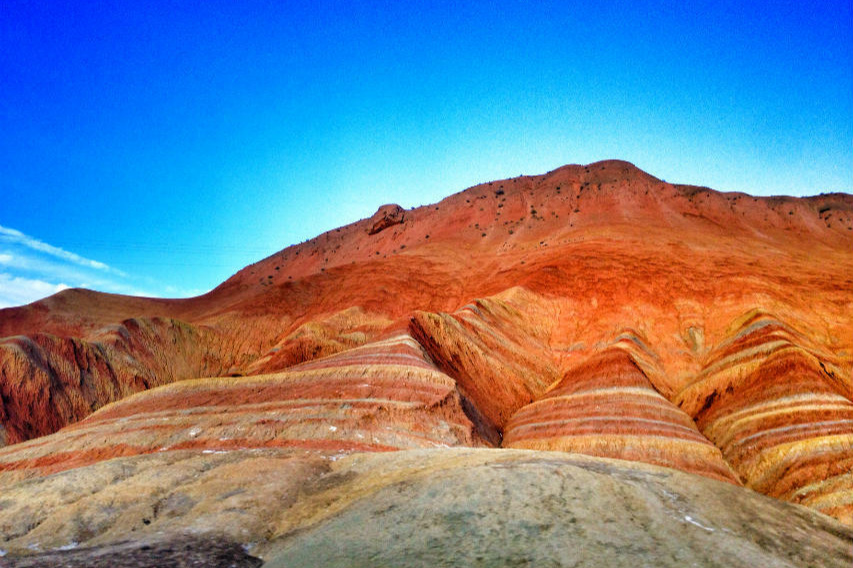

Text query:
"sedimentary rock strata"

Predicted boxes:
[[410, 292, 560, 443], [0, 317, 242, 445], [676, 312, 853, 523], [0, 334, 480, 478], [0, 161, 851, 562], [505, 344, 739, 483]]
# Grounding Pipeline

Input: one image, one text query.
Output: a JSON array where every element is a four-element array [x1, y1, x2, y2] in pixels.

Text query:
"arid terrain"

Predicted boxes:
[[1, 160, 852, 566]]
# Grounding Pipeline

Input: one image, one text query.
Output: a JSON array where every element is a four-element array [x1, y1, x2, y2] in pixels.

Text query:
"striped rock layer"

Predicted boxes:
[[504, 344, 739, 484], [0, 317, 247, 445], [676, 313, 853, 523], [410, 290, 560, 444], [0, 334, 480, 477]]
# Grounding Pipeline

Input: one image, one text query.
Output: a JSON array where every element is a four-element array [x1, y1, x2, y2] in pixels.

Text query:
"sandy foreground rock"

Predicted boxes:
[[0, 448, 851, 567]]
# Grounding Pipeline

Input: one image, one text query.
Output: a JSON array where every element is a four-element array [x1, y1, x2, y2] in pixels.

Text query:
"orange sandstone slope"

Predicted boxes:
[[1, 159, 852, 524]]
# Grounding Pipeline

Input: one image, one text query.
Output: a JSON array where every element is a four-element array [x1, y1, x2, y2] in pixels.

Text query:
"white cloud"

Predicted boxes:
[[0, 225, 190, 307], [0, 226, 151, 307], [0, 273, 70, 309], [0, 251, 126, 293], [0, 224, 124, 276]]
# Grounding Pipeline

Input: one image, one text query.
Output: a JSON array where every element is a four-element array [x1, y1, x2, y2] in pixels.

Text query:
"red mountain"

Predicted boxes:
[[1, 160, 851, 565]]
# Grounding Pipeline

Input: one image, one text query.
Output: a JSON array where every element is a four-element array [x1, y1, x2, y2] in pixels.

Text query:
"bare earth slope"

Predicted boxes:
[[0, 160, 851, 563], [2, 449, 852, 567]]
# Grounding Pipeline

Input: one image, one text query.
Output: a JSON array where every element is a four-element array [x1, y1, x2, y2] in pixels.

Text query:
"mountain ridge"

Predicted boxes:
[[1, 161, 852, 562], [3, 159, 851, 340]]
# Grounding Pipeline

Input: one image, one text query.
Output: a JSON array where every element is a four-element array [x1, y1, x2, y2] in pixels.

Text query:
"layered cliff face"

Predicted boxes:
[[504, 344, 739, 484], [0, 333, 482, 480], [410, 290, 561, 444], [0, 315, 278, 445], [0, 160, 852, 562], [676, 311, 853, 523]]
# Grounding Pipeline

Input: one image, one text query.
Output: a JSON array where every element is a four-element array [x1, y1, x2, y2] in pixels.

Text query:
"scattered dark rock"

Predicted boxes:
[[2, 536, 263, 568]]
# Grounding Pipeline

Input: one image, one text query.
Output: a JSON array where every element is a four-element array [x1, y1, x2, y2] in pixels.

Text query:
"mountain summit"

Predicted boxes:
[[1, 161, 851, 565]]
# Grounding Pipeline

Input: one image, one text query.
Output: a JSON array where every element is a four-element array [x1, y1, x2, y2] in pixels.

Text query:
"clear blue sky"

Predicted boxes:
[[1, 1, 851, 307]]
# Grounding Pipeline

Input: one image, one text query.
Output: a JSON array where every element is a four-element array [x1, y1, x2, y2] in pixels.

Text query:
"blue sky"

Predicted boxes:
[[1, 1, 851, 308]]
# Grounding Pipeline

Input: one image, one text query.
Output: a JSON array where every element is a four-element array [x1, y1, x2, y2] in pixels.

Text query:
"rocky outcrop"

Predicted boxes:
[[410, 292, 560, 444], [366, 203, 405, 235]]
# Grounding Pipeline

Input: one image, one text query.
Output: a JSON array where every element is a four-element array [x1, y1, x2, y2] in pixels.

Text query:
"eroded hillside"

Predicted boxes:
[[1, 160, 851, 563]]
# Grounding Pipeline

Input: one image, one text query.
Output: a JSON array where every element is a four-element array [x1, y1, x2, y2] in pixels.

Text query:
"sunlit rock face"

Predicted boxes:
[[0, 334, 481, 478], [0, 317, 243, 445], [504, 344, 740, 484], [676, 312, 853, 523], [0, 161, 852, 562]]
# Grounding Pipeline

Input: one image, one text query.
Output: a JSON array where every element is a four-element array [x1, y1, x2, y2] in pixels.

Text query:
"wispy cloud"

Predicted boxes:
[[0, 273, 70, 309], [0, 225, 210, 309], [0, 224, 125, 276], [0, 225, 146, 308]]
